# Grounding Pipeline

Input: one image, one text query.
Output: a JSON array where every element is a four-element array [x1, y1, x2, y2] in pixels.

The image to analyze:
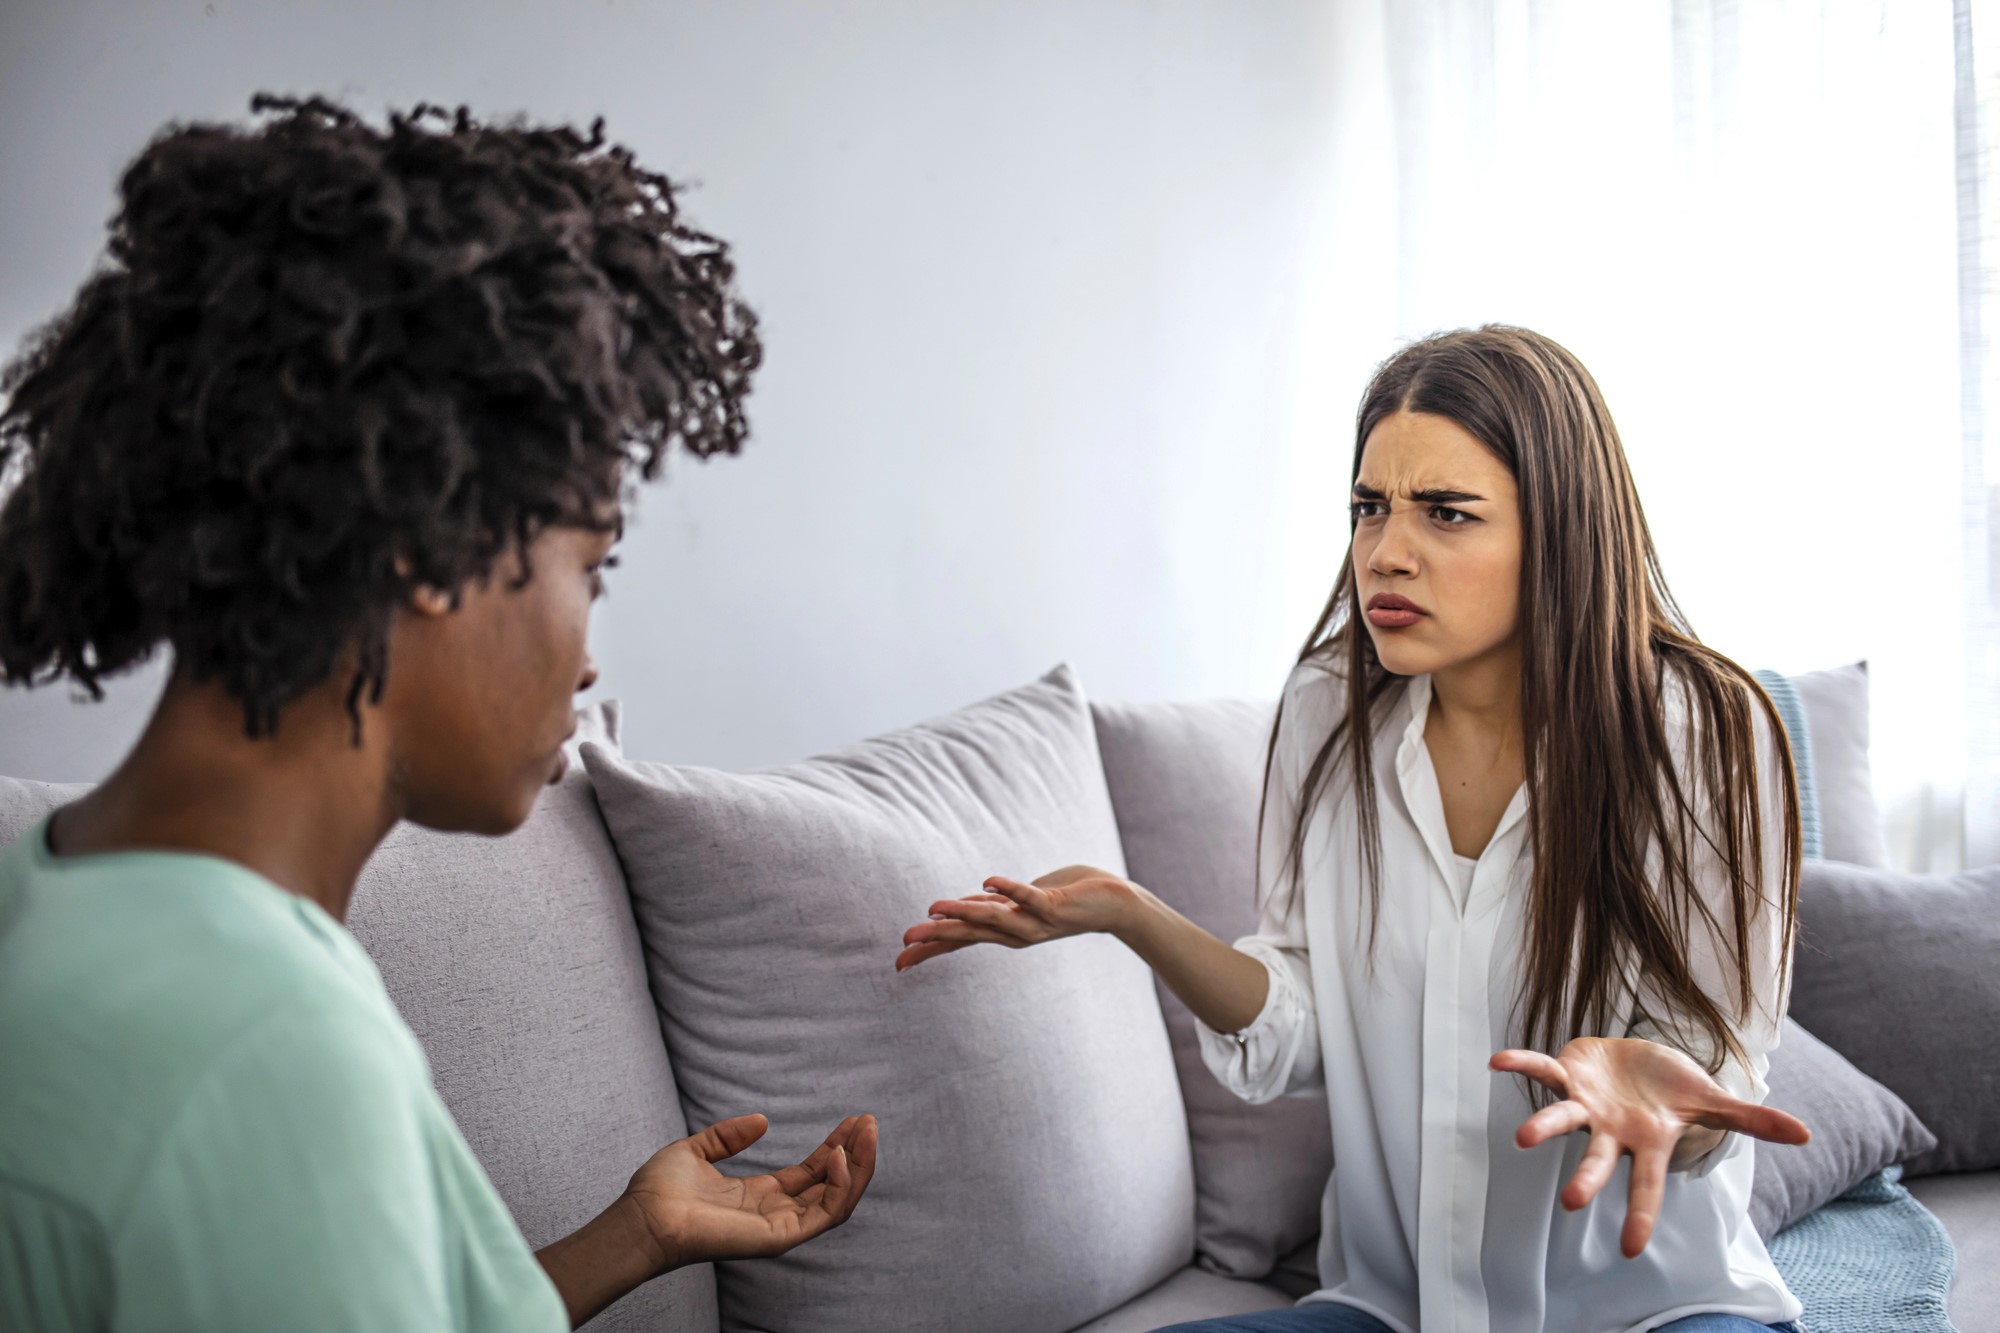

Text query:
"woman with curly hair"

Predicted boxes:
[[0, 95, 875, 1331], [901, 327, 1811, 1333]]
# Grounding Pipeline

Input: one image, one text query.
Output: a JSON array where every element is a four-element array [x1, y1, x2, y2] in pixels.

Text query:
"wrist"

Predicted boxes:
[[1106, 878, 1165, 947], [615, 1189, 679, 1275]]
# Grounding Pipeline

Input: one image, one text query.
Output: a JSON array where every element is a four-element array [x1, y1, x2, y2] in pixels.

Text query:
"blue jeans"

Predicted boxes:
[[1152, 1305, 1805, 1333]]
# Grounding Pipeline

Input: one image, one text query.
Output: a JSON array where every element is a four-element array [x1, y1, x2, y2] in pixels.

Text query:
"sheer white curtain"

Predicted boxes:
[[1957, 0, 2000, 868], [1282, 0, 1976, 869]]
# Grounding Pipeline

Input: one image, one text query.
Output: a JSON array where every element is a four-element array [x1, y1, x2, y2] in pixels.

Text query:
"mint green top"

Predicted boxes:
[[0, 820, 570, 1333]]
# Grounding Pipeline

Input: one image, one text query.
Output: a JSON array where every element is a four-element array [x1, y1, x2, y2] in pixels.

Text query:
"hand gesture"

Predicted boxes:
[[895, 865, 1135, 972], [624, 1113, 879, 1269], [1492, 1038, 1808, 1257]]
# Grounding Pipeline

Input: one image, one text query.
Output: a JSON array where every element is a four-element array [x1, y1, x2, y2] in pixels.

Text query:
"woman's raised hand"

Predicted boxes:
[[1491, 1038, 1809, 1258], [894, 864, 1136, 971], [624, 1113, 879, 1268]]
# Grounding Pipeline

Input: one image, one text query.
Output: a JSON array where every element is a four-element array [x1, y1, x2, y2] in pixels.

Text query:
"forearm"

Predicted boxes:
[[1111, 882, 1272, 1035], [534, 1194, 666, 1329]]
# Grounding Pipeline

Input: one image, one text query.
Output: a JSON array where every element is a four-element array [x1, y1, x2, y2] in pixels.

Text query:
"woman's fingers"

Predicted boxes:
[[984, 876, 1056, 917], [1516, 1098, 1590, 1149], [768, 1116, 858, 1194], [920, 897, 1041, 940], [1562, 1130, 1623, 1211], [1695, 1098, 1811, 1147], [807, 1117, 877, 1228], [894, 933, 1002, 972], [683, 1113, 770, 1163], [1490, 1048, 1571, 1098], [1622, 1148, 1669, 1258]]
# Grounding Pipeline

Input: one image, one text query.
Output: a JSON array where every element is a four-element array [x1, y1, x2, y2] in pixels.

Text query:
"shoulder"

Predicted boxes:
[[0, 848, 424, 1221]]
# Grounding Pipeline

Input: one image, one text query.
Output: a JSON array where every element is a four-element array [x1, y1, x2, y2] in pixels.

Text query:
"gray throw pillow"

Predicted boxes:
[[1790, 859, 2000, 1176], [1751, 1018, 1935, 1238], [1091, 697, 1333, 1281], [583, 666, 1197, 1333], [0, 776, 85, 849], [1788, 663, 1890, 867]]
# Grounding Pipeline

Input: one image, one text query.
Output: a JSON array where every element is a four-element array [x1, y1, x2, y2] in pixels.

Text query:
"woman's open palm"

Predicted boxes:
[[1492, 1038, 1808, 1258], [625, 1113, 879, 1268], [895, 866, 1132, 972]]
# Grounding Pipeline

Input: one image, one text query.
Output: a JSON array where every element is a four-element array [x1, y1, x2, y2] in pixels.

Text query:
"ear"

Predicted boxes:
[[394, 555, 456, 619], [407, 584, 455, 618]]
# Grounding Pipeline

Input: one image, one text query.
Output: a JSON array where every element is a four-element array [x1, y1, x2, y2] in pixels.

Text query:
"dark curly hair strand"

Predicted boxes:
[[0, 93, 760, 738]]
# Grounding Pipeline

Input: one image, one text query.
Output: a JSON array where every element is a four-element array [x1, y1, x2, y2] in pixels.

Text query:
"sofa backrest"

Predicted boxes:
[[1091, 699, 1333, 1281]]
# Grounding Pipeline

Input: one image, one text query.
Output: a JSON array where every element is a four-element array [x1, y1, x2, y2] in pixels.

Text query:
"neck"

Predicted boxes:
[[47, 670, 402, 921], [1427, 638, 1525, 747]]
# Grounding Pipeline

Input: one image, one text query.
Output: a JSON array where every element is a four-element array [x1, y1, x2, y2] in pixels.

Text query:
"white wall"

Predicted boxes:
[[0, 0, 1352, 780]]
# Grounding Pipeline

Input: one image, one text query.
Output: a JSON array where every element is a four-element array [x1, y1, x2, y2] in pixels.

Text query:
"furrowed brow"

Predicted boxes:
[[1351, 481, 1387, 501], [1409, 487, 1485, 505]]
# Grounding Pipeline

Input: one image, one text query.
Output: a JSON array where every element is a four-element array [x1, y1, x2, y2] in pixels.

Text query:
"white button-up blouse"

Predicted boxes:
[[1198, 661, 1802, 1333]]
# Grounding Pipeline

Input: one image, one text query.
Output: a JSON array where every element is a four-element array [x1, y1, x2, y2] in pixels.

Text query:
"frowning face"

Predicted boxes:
[[1349, 410, 1522, 679]]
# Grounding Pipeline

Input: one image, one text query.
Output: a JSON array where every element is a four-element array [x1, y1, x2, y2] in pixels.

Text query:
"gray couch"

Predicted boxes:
[[0, 673, 1992, 1332]]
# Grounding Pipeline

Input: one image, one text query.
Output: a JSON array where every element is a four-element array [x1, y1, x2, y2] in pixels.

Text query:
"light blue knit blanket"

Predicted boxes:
[[1767, 1168, 1957, 1332], [1751, 669, 1823, 859]]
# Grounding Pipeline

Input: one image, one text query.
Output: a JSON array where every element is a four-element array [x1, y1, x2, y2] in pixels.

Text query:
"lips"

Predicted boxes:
[[1364, 592, 1426, 629]]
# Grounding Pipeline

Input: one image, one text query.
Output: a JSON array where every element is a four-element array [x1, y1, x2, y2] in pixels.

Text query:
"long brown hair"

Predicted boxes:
[[1264, 325, 1799, 1077]]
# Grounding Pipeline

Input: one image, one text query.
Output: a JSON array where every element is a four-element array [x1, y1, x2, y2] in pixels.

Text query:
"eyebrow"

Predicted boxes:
[[1351, 481, 1487, 505]]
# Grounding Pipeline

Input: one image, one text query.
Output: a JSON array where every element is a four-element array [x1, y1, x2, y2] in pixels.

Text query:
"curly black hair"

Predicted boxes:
[[0, 93, 759, 737]]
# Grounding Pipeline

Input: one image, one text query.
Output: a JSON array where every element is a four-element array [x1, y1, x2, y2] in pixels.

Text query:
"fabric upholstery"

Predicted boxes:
[[1905, 1171, 2000, 1333], [1790, 860, 2000, 1176], [1751, 1019, 1936, 1238], [585, 667, 1195, 1333], [1788, 663, 1890, 867], [0, 776, 82, 849], [1091, 697, 1333, 1280], [1070, 1266, 1295, 1333]]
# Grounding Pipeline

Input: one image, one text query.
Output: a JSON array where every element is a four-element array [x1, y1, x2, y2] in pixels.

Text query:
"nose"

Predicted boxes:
[[576, 652, 600, 694], [1366, 509, 1420, 579]]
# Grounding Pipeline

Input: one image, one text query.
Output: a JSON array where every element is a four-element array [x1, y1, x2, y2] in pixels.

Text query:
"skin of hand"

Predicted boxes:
[[894, 864, 1135, 970], [538, 1112, 879, 1328], [1492, 1038, 1808, 1258], [628, 1113, 880, 1267]]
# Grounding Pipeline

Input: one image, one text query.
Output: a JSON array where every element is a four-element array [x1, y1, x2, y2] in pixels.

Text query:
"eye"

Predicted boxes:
[[1429, 505, 1475, 526], [588, 554, 620, 598], [1349, 500, 1387, 522]]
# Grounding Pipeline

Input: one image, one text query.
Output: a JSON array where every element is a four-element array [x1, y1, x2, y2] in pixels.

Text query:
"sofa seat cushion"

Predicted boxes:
[[1905, 1170, 2000, 1333], [1070, 1266, 1295, 1332], [1092, 697, 1333, 1280], [584, 666, 1195, 1333]]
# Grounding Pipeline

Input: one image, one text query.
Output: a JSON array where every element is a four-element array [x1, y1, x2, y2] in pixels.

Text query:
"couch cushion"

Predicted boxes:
[[1091, 698, 1332, 1280], [584, 666, 1195, 1333], [1069, 1266, 1294, 1332], [1905, 1170, 2000, 1333], [1788, 662, 1890, 867], [1752, 1018, 1936, 1238], [0, 777, 82, 848], [1790, 860, 2000, 1176], [348, 702, 715, 1332]]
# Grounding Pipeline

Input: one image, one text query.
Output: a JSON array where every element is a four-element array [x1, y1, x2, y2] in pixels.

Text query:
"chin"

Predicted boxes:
[[1367, 633, 1444, 678]]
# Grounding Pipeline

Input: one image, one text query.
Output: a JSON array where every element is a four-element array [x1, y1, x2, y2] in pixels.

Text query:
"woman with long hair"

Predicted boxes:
[[899, 326, 1809, 1333]]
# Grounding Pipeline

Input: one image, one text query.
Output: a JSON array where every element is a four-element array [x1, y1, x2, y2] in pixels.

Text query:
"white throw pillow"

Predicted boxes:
[[1790, 662, 1891, 867]]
